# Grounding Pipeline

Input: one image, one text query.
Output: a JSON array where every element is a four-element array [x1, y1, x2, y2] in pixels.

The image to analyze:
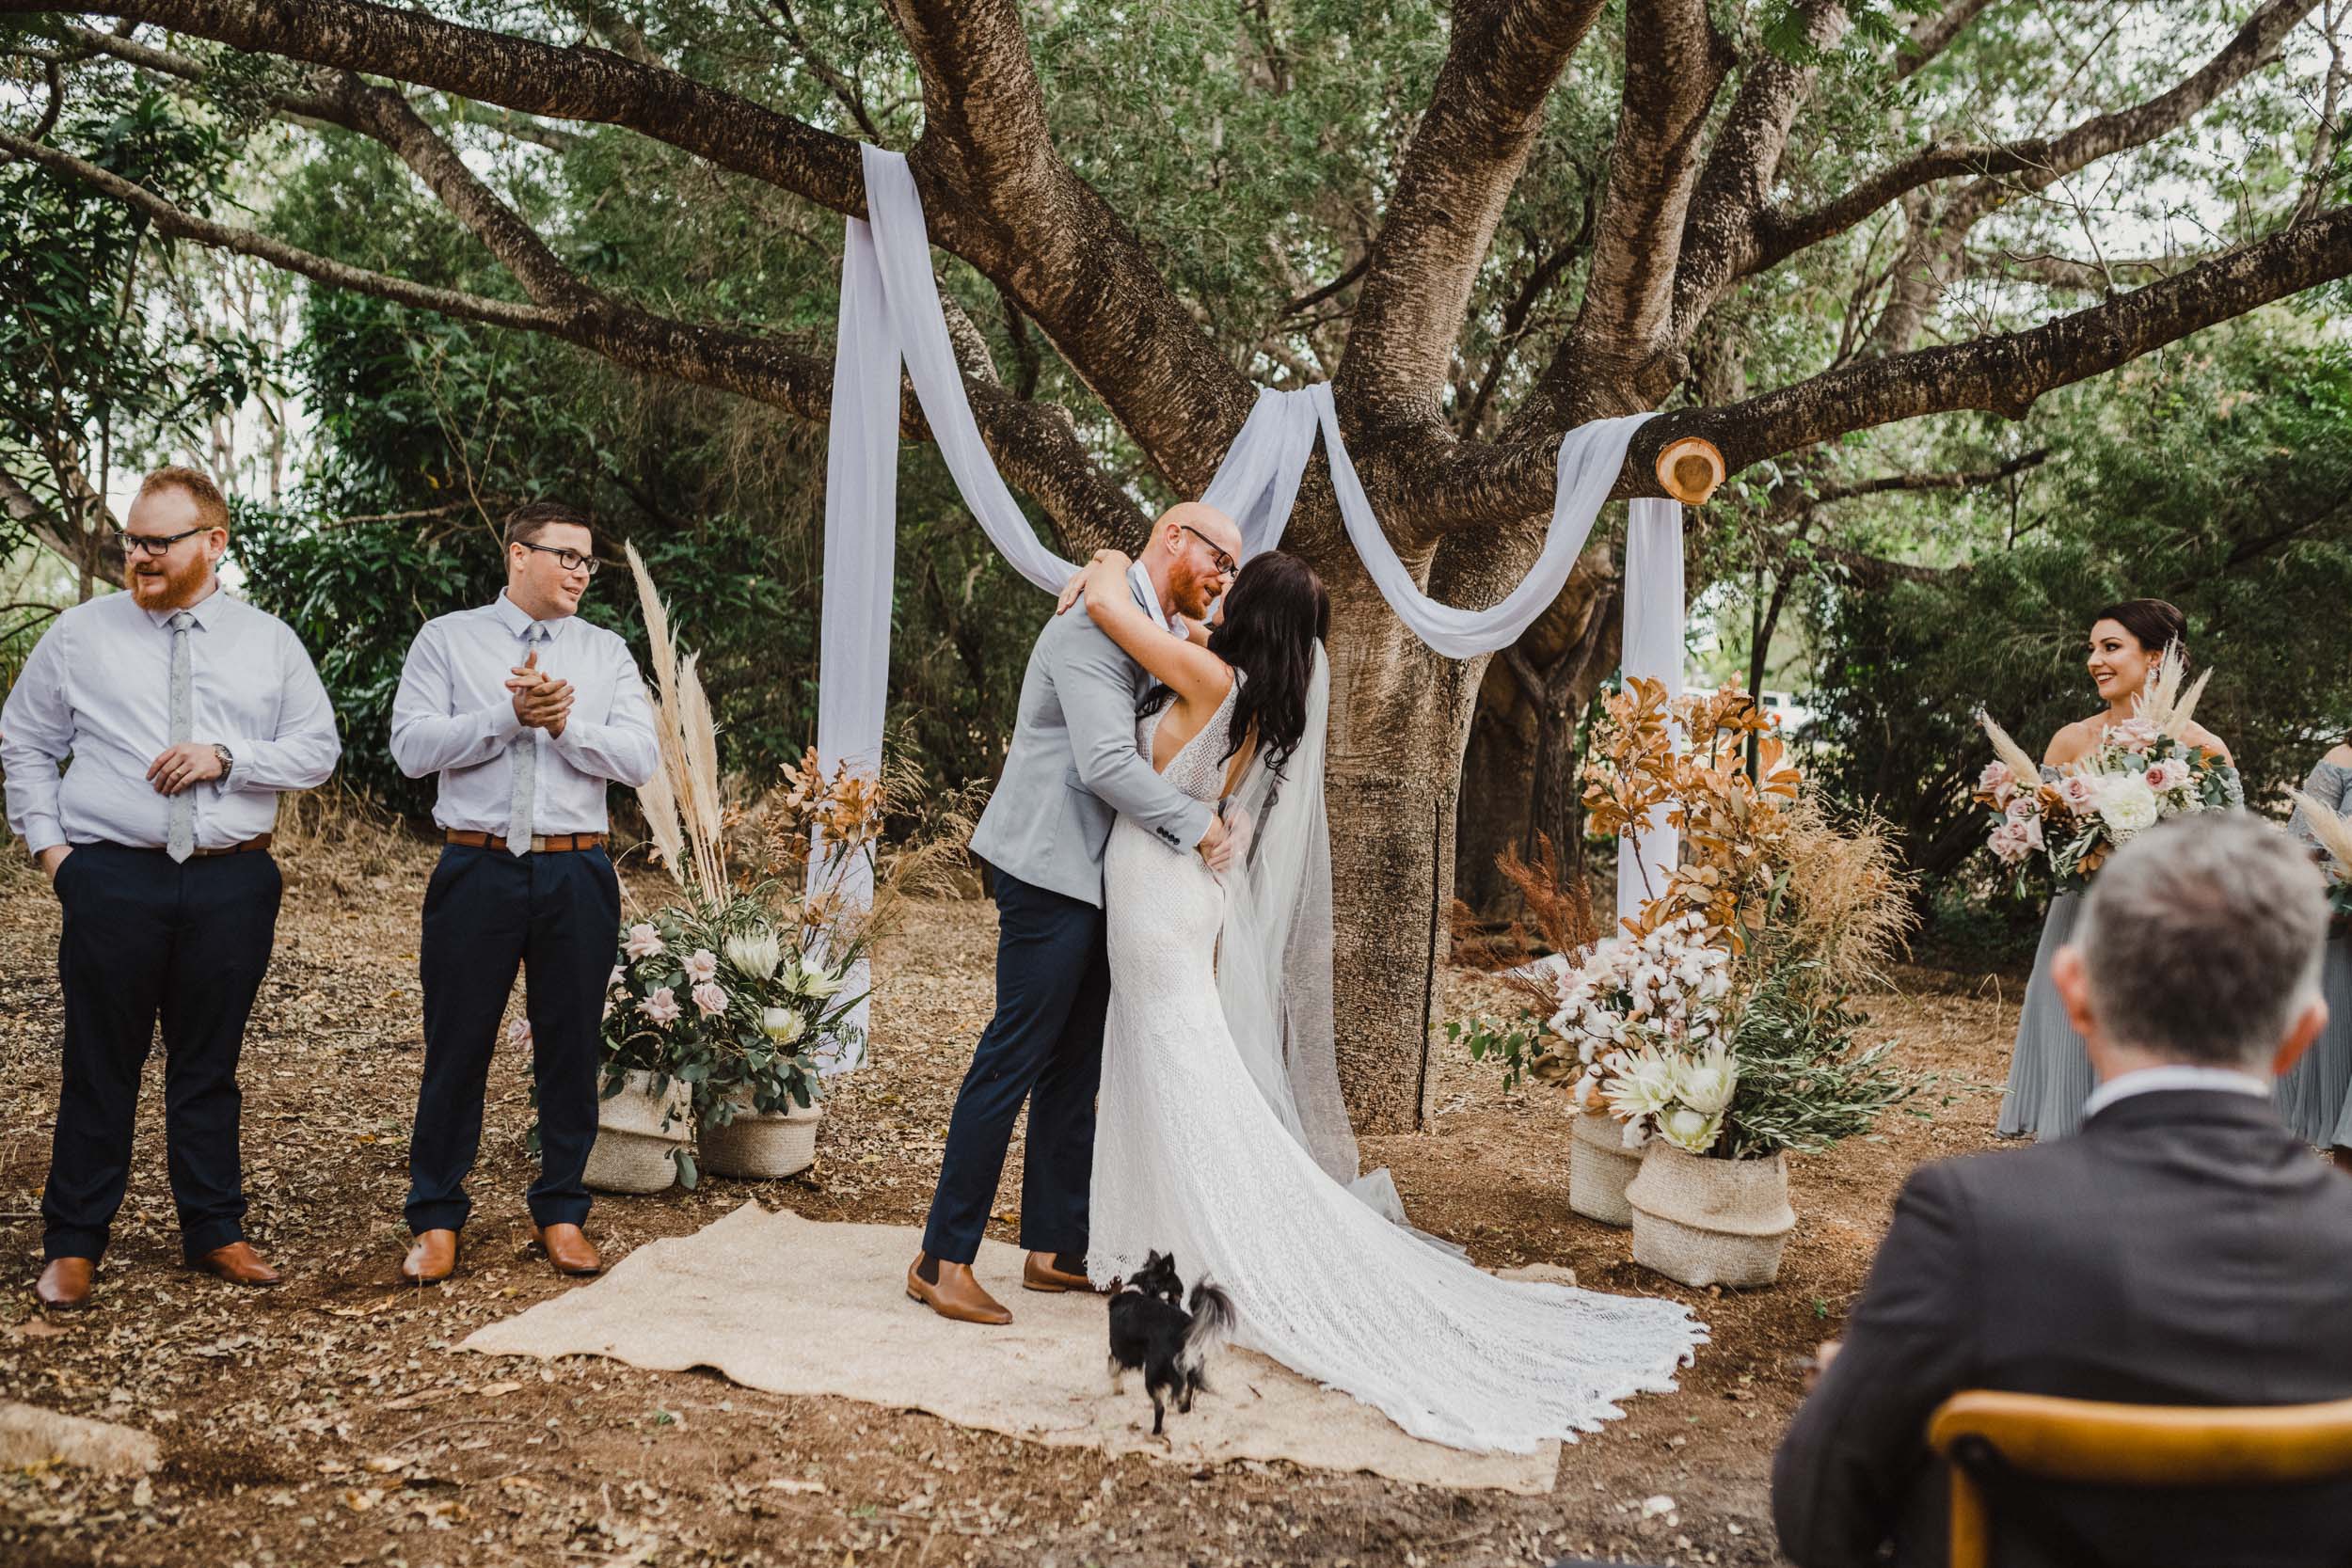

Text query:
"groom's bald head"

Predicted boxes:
[[1142, 501, 1243, 620]]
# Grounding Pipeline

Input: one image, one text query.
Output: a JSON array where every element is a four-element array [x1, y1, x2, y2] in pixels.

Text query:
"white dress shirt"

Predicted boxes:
[[2081, 1063, 2273, 1120], [1127, 561, 1186, 638], [0, 583, 340, 854], [389, 591, 659, 835]]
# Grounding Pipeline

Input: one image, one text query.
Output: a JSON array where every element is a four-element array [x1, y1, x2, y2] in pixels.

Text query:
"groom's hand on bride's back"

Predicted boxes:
[[1197, 814, 1237, 874]]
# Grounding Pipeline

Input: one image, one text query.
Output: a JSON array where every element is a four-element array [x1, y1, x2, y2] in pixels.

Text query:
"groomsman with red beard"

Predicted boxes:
[[2, 467, 340, 1308]]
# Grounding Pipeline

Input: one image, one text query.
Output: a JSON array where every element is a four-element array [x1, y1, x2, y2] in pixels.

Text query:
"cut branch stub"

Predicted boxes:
[[1655, 436, 1724, 504]]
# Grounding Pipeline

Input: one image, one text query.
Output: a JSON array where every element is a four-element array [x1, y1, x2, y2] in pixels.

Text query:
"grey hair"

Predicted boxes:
[[2074, 814, 2328, 1068]]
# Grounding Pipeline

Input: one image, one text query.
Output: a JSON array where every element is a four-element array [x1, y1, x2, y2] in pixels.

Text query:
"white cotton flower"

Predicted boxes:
[[1659, 1108, 1723, 1154], [1620, 1117, 1651, 1150], [723, 927, 785, 981], [2095, 776, 2161, 836]]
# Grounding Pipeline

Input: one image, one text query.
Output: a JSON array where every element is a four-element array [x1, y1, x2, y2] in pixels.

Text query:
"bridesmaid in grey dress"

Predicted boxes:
[[1996, 599, 2235, 1140], [2278, 742, 2352, 1168]]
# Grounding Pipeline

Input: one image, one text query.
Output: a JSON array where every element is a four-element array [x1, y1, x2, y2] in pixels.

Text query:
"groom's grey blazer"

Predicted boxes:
[[969, 572, 1213, 907]]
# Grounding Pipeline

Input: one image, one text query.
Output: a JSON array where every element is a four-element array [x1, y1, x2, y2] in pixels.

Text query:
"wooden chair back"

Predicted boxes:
[[1927, 1389, 2352, 1568]]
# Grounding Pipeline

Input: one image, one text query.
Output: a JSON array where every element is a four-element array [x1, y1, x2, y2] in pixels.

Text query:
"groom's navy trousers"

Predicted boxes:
[[922, 865, 1108, 1265]]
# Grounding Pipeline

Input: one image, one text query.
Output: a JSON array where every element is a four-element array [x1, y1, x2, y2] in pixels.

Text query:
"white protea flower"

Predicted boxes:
[[723, 926, 785, 981], [761, 1006, 806, 1044], [1604, 1049, 1677, 1122], [1675, 1046, 1738, 1116], [1659, 1108, 1724, 1154]]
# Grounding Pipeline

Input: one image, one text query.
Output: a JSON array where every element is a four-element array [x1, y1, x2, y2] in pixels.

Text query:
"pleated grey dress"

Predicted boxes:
[[2275, 758, 2352, 1150], [1995, 880, 2090, 1142], [1997, 756, 2250, 1140]]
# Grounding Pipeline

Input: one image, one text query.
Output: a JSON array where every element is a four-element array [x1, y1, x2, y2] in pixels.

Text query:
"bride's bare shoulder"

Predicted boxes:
[[2043, 717, 2101, 768]]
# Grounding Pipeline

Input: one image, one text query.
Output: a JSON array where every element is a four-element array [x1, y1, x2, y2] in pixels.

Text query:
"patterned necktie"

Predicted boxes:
[[507, 623, 544, 856], [167, 610, 196, 863]]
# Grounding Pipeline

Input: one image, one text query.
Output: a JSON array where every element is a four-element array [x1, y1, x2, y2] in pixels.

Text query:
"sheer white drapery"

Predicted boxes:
[[813, 145, 1689, 1069], [1614, 499, 1687, 925]]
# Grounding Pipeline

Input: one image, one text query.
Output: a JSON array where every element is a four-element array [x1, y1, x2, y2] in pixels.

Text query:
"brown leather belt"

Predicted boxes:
[[192, 834, 273, 858], [445, 830, 607, 853]]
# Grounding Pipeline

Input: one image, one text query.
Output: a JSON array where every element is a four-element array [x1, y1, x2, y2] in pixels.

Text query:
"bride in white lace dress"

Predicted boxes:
[[1058, 546, 1704, 1455]]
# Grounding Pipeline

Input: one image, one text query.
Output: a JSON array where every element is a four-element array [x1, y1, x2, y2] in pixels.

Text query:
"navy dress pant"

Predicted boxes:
[[42, 841, 281, 1263], [921, 865, 1108, 1266], [405, 844, 618, 1235]]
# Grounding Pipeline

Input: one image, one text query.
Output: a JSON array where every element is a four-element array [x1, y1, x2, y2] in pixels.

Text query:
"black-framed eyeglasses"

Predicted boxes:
[[515, 540, 601, 576], [1179, 523, 1237, 578], [114, 526, 211, 558]]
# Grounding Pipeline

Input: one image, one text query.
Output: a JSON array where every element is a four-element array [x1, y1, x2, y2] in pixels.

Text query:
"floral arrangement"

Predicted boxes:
[[2286, 787, 2352, 928], [1459, 679, 1924, 1161], [602, 896, 864, 1182], [1975, 647, 2239, 892]]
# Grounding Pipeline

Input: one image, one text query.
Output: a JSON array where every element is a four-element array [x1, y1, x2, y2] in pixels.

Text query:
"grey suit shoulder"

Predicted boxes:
[[968, 591, 1212, 909]]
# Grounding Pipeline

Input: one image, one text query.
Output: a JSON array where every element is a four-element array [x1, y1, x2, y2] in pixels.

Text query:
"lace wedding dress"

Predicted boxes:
[[1088, 679, 1706, 1454]]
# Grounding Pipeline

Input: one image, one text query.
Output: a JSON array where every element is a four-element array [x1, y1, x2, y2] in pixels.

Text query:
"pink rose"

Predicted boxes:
[[1978, 762, 2016, 806], [684, 948, 720, 985], [1988, 821, 2030, 865], [641, 987, 682, 1025], [692, 981, 729, 1017], [2143, 759, 2187, 793], [624, 923, 664, 959], [2004, 795, 2041, 824], [505, 1018, 532, 1048], [2110, 718, 2159, 753], [2058, 775, 2100, 814], [2019, 815, 2043, 849]]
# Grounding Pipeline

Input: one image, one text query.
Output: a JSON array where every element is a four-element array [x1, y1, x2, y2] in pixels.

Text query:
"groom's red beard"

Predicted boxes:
[[1170, 563, 1222, 620]]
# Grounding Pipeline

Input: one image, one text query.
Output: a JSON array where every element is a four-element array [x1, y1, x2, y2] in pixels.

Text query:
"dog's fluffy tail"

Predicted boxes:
[[1182, 1279, 1235, 1373]]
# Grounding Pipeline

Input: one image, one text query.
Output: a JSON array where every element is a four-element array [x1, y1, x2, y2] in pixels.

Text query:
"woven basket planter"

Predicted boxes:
[[1625, 1141, 1796, 1289], [1568, 1109, 1641, 1228], [702, 1095, 824, 1180], [583, 1070, 691, 1195]]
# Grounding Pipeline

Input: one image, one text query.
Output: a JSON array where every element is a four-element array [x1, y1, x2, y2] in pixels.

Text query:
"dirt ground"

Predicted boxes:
[[0, 832, 2025, 1568]]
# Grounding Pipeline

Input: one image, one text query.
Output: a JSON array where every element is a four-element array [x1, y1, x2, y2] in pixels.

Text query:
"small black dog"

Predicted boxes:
[[1106, 1250, 1234, 1435]]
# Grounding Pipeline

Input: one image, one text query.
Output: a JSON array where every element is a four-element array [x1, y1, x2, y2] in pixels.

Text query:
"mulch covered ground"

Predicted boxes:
[[0, 830, 2021, 1567]]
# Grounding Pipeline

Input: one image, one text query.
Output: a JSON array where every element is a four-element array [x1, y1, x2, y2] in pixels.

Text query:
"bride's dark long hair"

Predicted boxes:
[[1138, 550, 1328, 776]]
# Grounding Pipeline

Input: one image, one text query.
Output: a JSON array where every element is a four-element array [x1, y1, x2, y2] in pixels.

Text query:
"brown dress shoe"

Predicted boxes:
[[536, 1224, 601, 1276], [195, 1241, 281, 1287], [1023, 1250, 1102, 1293], [401, 1229, 458, 1285], [35, 1257, 93, 1310], [906, 1253, 1011, 1324]]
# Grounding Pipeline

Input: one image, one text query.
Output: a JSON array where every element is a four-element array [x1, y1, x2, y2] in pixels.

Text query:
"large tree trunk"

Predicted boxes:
[[1312, 545, 1488, 1133]]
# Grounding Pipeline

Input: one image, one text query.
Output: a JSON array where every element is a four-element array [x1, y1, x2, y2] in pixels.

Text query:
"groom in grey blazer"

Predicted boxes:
[[1772, 813, 2352, 1568], [909, 504, 1246, 1324]]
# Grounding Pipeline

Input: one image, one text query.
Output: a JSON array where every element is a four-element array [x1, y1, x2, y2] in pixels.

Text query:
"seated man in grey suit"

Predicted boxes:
[[1773, 812, 2352, 1568]]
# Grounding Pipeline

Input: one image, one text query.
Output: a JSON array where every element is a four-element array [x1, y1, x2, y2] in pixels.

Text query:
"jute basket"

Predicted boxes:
[[702, 1095, 824, 1180], [1568, 1109, 1641, 1227], [582, 1069, 692, 1195], [1625, 1141, 1796, 1289]]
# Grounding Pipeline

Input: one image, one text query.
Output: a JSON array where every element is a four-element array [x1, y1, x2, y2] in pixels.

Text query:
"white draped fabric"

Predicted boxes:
[[1614, 499, 1687, 925], [812, 144, 1689, 1069]]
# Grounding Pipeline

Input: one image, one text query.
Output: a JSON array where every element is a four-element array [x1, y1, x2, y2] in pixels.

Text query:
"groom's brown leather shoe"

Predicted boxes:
[[401, 1229, 458, 1285], [907, 1253, 1011, 1324], [35, 1257, 93, 1310], [536, 1224, 602, 1276], [193, 1241, 281, 1287], [1023, 1250, 1102, 1293]]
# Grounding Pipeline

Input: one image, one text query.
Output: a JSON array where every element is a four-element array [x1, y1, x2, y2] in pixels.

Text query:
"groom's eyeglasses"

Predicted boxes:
[[1180, 524, 1237, 578], [515, 541, 602, 576]]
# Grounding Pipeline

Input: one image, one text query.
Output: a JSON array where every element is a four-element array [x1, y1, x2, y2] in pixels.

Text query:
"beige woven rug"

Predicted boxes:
[[460, 1202, 1559, 1494]]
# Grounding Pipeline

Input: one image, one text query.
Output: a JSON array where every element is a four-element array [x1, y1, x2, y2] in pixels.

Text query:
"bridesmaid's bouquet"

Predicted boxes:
[[2287, 788, 2352, 929], [1975, 649, 2238, 893]]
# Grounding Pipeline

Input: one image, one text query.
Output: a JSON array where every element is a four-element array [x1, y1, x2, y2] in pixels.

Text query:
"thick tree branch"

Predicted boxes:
[[1524, 0, 1733, 429], [0, 0, 866, 208], [1866, 0, 2320, 355], [1755, 0, 2316, 299], [1673, 0, 1851, 339], [0, 123, 1144, 546], [1401, 203, 2352, 528], [1334, 0, 1611, 435]]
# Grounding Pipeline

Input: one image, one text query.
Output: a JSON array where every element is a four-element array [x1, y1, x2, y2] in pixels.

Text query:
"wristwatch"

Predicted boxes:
[[212, 742, 234, 777]]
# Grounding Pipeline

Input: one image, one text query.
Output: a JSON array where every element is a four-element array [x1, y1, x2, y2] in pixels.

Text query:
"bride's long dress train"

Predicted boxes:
[[1088, 685, 1706, 1454]]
